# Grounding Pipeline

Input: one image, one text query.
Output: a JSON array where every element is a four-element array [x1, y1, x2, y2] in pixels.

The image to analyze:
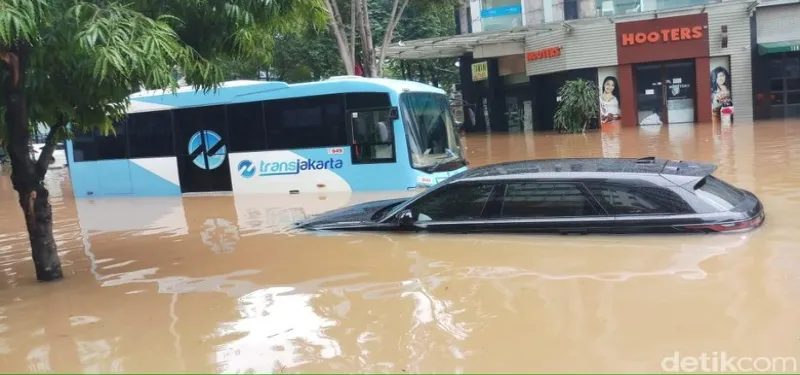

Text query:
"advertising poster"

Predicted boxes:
[[597, 66, 622, 126], [710, 56, 733, 121]]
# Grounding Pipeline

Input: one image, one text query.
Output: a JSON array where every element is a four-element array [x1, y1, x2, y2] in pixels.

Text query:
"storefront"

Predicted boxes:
[[752, 1, 800, 119], [615, 13, 712, 127], [521, 1, 753, 129], [389, 0, 754, 132]]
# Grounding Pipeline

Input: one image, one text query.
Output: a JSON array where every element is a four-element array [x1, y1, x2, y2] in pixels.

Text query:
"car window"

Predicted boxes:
[[409, 183, 495, 222], [499, 182, 599, 218], [586, 183, 693, 215], [693, 175, 746, 211]]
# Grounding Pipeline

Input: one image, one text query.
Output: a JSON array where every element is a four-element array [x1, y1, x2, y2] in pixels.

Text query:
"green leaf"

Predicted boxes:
[[554, 78, 600, 134]]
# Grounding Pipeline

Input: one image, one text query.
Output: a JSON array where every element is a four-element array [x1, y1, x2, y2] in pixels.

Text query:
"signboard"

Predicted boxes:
[[472, 61, 488, 82], [615, 13, 709, 65], [480, 4, 522, 18], [620, 27, 704, 46], [229, 149, 351, 194], [526, 46, 562, 62]]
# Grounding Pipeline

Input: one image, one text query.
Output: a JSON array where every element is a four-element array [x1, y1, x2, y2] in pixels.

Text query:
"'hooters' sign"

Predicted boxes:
[[526, 47, 562, 62]]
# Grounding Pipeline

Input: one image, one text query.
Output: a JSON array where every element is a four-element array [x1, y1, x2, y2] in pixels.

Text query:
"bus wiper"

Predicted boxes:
[[429, 156, 455, 172]]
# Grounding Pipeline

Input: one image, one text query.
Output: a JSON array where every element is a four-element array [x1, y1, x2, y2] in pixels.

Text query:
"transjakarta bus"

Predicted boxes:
[[66, 77, 468, 198]]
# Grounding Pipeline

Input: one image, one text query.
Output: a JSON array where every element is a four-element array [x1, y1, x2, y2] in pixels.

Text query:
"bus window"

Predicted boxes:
[[227, 102, 267, 152], [128, 111, 175, 158], [350, 109, 394, 164], [72, 120, 127, 162], [265, 94, 347, 150]]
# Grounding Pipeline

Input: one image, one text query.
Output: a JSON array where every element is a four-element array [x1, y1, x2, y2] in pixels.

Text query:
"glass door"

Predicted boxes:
[[664, 60, 696, 124], [635, 60, 697, 125], [635, 63, 664, 126], [768, 53, 800, 119]]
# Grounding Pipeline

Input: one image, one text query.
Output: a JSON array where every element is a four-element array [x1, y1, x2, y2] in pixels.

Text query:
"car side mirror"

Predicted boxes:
[[396, 209, 414, 226]]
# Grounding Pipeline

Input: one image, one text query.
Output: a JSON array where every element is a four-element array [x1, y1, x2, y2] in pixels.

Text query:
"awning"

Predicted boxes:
[[758, 40, 800, 56], [381, 26, 551, 60]]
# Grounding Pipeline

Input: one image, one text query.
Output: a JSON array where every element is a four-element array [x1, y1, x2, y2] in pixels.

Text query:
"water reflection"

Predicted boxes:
[[1, 121, 800, 373]]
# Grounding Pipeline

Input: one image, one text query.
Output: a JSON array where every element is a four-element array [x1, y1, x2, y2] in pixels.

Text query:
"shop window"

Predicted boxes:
[[128, 110, 175, 158], [264, 94, 347, 150], [787, 78, 800, 91], [788, 91, 800, 105], [563, 0, 579, 20], [227, 101, 267, 152], [350, 108, 395, 164], [771, 79, 784, 92]]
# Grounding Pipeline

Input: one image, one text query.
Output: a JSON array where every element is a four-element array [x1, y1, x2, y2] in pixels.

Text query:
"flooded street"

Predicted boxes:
[[2, 121, 800, 373]]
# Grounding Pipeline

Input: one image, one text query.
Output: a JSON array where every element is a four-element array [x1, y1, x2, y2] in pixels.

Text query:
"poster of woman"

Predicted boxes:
[[711, 65, 733, 119], [599, 75, 621, 124]]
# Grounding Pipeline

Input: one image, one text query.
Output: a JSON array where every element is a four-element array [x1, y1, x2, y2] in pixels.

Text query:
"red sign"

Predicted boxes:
[[526, 47, 562, 62], [615, 13, 709, 65], [620, 26, 704, 46], [327, 147, 344, 155]]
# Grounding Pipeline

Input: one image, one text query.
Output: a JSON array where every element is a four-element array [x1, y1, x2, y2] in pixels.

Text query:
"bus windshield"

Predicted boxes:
[[400, 92, 465, 172]]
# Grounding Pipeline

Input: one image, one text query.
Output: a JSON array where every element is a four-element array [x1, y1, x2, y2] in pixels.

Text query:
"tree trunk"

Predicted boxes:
[[1, 44, 64, 282], [358, 0, 377, 77], [322, 0, 355, 75], [377, 0, 410, 77]]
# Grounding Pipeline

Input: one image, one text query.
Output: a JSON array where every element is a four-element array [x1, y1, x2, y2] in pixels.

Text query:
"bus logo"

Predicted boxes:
[[259, 158, 344, 176], [188, 130, 227, 170], [237, 160, 257, 178], [328, 147, 344, 155]]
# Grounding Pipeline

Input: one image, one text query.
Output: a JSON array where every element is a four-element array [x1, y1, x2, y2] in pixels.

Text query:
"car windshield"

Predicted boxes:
[[400, 92, 465, 171]]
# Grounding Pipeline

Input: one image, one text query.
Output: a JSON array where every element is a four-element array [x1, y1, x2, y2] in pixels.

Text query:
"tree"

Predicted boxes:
[[0, 0, 325, 282], [269, 30, 345, 82], [381, 1, 459, 89], [321, 0, 456, 77], [554, 79, 599, 134]]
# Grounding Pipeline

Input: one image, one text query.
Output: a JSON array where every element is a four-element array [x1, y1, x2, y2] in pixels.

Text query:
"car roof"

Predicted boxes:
[[453, 157, 717, 183]]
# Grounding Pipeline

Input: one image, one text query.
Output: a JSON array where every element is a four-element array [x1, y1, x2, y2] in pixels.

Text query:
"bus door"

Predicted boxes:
[[173, 105, 233, 193], [348, 106, 399, 164]]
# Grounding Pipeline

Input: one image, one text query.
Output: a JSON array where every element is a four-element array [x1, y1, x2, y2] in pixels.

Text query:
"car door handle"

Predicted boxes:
[[559, 229, 588, 235]]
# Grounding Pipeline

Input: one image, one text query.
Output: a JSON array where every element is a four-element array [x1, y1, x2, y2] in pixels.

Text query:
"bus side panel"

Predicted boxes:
[[67, 140, 181, 198], [228, 147, 421, 194]]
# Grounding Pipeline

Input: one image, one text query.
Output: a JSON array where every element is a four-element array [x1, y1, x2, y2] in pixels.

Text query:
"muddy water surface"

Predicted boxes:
[[1, 121, 799, 373]]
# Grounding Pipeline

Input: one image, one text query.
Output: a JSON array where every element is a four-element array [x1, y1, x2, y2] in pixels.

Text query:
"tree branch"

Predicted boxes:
[[36, 118, 65, 179], [378, 0, 410, 77], [350, 0, 356, 67]]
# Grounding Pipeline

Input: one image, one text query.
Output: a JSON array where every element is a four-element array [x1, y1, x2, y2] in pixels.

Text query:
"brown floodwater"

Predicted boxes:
[[1, 121, 800, 373]]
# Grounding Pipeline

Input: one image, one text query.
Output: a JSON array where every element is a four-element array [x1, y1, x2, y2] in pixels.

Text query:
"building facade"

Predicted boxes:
[[751, 0, 800, 120], [386, 0, 765, 131], [469, 0, 722, 33]]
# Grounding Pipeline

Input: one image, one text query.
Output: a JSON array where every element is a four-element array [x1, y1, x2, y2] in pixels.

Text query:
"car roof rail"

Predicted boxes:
[[636, 156, 657, 164], [659, 159, 717, 177]]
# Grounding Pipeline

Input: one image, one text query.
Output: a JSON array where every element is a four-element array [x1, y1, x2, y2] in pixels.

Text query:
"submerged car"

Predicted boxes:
[[295, 157, 765, 235]]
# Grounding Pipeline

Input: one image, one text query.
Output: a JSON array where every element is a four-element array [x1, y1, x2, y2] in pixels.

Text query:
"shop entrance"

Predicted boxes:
[[768, 52, 800, 119], [635, 60, 696, 125]]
